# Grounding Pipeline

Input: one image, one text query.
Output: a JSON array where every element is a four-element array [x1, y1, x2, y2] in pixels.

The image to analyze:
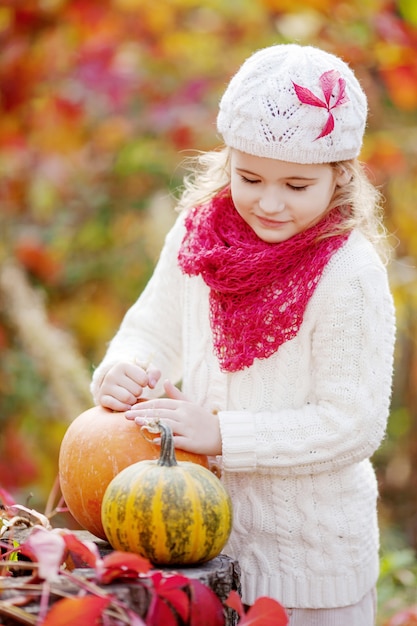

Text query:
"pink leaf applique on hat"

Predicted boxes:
[[292, 70, 350, 140]]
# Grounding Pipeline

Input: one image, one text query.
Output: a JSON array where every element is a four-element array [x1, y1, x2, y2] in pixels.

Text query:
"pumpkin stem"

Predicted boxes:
[[157, 422, 178, 467]]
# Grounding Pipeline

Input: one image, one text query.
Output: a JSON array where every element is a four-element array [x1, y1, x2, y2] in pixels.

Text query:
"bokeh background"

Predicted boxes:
[[1, 0, 416, 622]]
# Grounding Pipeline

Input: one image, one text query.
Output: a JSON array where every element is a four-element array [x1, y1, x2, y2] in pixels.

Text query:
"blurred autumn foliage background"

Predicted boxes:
[[0, 0, 417, 621]]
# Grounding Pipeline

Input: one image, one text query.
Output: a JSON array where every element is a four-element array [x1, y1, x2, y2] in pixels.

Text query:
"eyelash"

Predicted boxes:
[[240, 176, 308, 191], [240, 176, 259, 184], [288, 184, 308, 191]]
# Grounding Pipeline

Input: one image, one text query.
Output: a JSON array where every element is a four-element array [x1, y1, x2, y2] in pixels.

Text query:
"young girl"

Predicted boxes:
[[91, 44, 396, 625]]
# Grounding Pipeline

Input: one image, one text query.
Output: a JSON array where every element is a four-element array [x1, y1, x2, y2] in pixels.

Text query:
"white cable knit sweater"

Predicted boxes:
[[91, 212, 396, 609]]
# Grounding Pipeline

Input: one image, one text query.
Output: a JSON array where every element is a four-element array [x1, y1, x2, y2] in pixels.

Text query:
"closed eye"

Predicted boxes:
[[240, 175, 260, 184], [287, 184, 308, 191]]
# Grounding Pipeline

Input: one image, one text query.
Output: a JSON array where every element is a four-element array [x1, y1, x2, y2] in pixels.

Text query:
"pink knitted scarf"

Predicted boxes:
[[178, 190, 350, 372]]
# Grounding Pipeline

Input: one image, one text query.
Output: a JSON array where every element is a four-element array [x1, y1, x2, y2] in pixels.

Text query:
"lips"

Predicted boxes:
[[256, 215, 290, 228]]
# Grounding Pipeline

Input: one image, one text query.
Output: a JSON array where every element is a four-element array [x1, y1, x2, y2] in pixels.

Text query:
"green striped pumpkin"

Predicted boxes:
[[101, 422, 233, 565]]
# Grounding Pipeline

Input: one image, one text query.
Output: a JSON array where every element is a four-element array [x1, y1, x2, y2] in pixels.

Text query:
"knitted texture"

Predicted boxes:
[[217, 44, 368, 163], [90, 214, 396, 608], [178, 191, 349, 371]]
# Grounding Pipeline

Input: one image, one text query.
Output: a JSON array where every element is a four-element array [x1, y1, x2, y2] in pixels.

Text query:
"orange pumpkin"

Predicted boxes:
[[58, 404, 209, 539]]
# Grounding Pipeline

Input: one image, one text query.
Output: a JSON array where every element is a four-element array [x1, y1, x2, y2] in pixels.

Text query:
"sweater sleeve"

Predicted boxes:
[[219, 250, 396, 476], [90, 212, 186, 402]]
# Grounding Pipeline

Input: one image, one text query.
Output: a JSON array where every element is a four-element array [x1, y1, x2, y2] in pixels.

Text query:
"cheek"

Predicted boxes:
[[292, 191, 331, 226], [309, 182, 335, 209], [230, 182, 249, 210]]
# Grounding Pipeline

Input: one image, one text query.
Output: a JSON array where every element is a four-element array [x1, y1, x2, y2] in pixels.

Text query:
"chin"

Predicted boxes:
[[254, 229, 292, 244]]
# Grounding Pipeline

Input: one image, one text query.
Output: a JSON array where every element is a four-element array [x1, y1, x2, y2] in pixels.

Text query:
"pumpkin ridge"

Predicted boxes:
[[195, 469, 226, 562], [181, 469, 206, 562], [131, 466, 162, 561]]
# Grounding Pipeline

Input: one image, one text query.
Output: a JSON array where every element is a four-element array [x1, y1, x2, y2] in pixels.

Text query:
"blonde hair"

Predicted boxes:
[[176, 146, 390, 262]]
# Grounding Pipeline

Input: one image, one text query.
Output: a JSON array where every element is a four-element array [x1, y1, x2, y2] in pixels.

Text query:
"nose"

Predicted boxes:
[[258, 188, 285, 214]]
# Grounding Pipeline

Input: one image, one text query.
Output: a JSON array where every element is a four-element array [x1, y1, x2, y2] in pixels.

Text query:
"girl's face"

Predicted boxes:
[[230, 149, 348, 243]]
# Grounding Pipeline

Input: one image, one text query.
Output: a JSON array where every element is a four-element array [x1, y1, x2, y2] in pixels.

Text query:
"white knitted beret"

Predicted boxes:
[[217, 44, 368, 164]]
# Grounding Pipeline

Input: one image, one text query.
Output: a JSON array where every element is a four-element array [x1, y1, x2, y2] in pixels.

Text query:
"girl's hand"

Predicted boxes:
[[125, 380, 222, 456], [97, 361, 161, 411]]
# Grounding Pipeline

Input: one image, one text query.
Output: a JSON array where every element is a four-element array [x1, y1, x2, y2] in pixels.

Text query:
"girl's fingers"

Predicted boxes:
[[144, 418, 186, 439], [163, 379, 188, 401], [127, 407, 175, 425], [147, 368, 161, 388], [100, 395, 132, 412]]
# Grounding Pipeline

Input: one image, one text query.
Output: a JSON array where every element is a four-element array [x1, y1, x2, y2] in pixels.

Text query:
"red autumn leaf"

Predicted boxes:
[[61, 530, 101, 569], [239, 597, 288, 626], [319, 71, 348, 107], [20, 528, 65, 581], [189, 579, 225, 626], [99, 550, 152, 583], [225, 590, 244, 617], [42, 596, 110, 626], [150, 572, 191, 622], [156, 585, 189, 622], [151, 571, 190, 591], [146, 595, 179, 626], [292, 82, 327, 108], [315, 112, 335, 140], [293, 70, 348, 140]]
